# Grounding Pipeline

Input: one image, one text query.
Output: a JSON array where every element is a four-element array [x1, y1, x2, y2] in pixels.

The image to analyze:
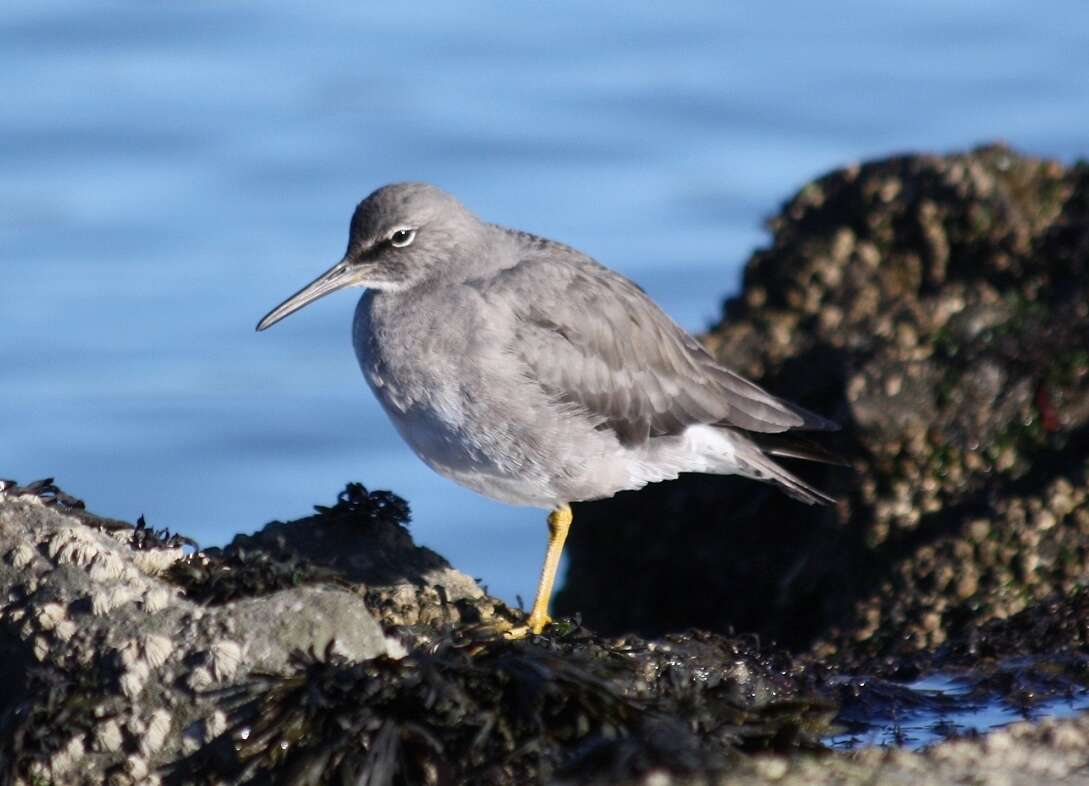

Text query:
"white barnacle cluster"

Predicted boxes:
[[91, 584, 140, 616], [34, 601, 66, 631], [204, 709, 228, 742], [116, 632, 177, 699], [3, 598, 77, 661], [119, 715, 166, 786], [140, 708, 173, 758], [2, 497, 205, 779], [35, 521, 179, 622], [130, 545, 187, 577], [32, 601, 77, 642], [185, 664, 214, 692], [186, 638, 244, 691], [180, 709, 229, 754], [5, 541, 37, 570], [142, 632, 175, 668], [94, 718, 124, 753], [45, 523, 104, 569], [208, 638, 243, 681], [119, 653, 150, 699], [141, 585, 176, 613], [44, 523, 146, 602], [28, 734, 86, 782], [86, 548, 133, 583], [103, 523, 186, 576], [123, 753, 156, 784]]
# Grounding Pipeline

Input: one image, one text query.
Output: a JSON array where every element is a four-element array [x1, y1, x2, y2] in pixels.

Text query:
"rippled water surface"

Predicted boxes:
[[827, 671, 1089, 750], [4, 1, 1088, 604]]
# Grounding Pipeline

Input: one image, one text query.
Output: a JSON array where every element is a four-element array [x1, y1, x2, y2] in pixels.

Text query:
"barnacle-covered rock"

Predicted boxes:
[[0, 481, 392, 783], [560, 145, 1089, 661], [0, 481, 840, 785]]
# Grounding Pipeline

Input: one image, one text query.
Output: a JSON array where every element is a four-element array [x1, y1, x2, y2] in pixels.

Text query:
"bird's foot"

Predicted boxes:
[[502, 612, 551, 640], [526, 610, 552, 635]]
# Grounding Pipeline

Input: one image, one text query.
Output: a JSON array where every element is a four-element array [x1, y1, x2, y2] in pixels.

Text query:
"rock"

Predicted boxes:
[[0, 496, 1082, 786], [558, 145, 1089, 660], [0, 481, 431, 783], [171, 628, 831, 786], [215, 482, 491, 629], [673, 712, 1089, 786], [0, 481, 834, 785]]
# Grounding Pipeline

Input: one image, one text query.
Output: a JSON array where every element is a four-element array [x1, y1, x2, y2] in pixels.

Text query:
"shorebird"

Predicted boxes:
[[257, 183, 836, 635]]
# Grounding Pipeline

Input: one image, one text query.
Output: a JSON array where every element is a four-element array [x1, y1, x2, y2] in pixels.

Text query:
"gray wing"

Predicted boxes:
[[477, 249, 835, 447]]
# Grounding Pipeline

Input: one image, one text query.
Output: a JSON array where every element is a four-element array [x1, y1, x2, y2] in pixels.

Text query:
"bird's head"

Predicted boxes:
[[256, 182, 482, 331]]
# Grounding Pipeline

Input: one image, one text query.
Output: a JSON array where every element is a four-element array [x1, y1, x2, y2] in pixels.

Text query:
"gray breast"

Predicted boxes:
[[352, 289, 524, 469], [352, 290, 461, 422]]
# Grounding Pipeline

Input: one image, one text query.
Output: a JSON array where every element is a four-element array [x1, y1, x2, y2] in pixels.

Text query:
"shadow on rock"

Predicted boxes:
[[557, 145, 1089, 659]]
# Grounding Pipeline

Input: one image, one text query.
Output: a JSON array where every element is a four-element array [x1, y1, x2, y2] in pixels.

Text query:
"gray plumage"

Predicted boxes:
[[258, 182, 836, 511]]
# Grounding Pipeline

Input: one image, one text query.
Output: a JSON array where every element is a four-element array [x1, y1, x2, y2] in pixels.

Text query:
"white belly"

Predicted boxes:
[[381, 399, 563, 508]]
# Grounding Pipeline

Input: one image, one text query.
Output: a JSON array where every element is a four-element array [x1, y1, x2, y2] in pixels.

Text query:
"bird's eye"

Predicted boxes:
[[389, 229, 416, 248]]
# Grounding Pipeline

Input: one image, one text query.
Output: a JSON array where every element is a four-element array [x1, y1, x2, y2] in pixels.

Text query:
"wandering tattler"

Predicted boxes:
[[257, 183, 836, 635]]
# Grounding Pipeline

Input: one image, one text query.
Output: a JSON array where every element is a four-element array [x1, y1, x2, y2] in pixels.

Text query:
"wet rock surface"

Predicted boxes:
[[701, 711, 1089, 786], [4, 146, 1089, 785]]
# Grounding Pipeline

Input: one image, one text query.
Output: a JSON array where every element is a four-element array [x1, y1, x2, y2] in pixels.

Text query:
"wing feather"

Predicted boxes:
[[476, 245, 835, 447]]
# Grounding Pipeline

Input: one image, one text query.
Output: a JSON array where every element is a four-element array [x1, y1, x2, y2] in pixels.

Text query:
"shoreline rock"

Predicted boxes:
[[0, 482, 392, 783], [4, 478, 1089, 785], [559, 144, 1089, 661], [1, 481, 834, 785]]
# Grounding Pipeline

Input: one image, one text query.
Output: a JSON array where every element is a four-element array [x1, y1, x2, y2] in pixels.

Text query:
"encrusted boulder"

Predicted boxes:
[[0, 482, 832, 786], [0, 481, 454, 783], [559, 145, 1089, 658]]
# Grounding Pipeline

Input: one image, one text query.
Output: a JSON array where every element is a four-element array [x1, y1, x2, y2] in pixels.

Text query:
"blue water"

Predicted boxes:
[[3, 2, 1088, 605], [826, 673, 1089, 750]]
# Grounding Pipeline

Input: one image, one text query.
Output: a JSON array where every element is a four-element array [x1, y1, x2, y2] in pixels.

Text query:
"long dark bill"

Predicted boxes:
[[256, 257, 354, 331]]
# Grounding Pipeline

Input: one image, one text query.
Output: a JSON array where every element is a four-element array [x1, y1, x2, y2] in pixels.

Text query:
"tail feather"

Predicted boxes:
[[731, 432, 837, 505], [754, 433, 850, 467], [653, 424, 839, 505]]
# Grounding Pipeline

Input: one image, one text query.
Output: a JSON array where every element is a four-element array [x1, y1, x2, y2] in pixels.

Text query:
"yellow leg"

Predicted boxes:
[[525, 504, 573, 635]]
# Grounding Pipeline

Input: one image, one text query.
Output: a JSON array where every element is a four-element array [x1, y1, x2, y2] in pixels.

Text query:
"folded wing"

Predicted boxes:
[[478, 249, 835, 448]]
